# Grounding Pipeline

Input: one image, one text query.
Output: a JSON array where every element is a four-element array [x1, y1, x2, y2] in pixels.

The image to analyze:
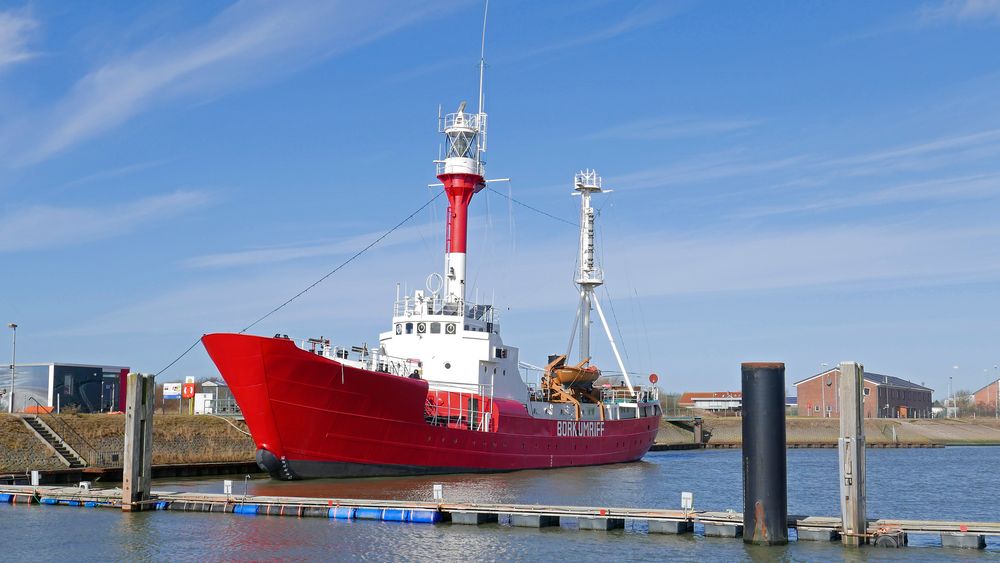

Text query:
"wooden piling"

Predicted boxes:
[[122, 372, 154, 512], [838, 361, 867, 547]]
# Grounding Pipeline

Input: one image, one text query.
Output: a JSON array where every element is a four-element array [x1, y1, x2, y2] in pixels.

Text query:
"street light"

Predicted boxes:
[[7, 323, 16, 414], [950, 366, 957, 419], [820, 362, 829, 418], [994, 364, 998, 420]]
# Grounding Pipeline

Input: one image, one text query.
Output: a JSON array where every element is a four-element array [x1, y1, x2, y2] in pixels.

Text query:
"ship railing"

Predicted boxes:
[[440, 111, 486, 134], [575, 269, 604, 285], [422, 380, 495, 432], [392, 295, 500, 324], [289, 337, 424, 378], [600, 386, 658, 405], [365, 350, 423, 378]]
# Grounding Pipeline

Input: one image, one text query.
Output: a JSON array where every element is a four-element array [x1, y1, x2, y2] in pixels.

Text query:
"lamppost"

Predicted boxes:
[[7, 323, 16, 414], [949, 367, 956, 419], [820, 362, 829, 418]]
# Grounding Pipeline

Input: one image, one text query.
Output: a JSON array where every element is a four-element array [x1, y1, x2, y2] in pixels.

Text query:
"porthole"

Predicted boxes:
[[395, 324, 402, 335], [417, 322, 426, 333], [445, 323, 456, 334], [444, 362, 451, 369]]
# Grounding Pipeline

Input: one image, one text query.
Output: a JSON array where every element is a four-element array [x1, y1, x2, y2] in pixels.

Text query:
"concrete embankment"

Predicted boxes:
[[0, 414, 255, 474], [6, 413, 1000, 475], [655, 416, 1000, 448]]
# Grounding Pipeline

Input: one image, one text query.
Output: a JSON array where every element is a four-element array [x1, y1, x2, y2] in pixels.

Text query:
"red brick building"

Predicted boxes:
[[795, 368, 932, 419], [973, 378, 1000, 412]]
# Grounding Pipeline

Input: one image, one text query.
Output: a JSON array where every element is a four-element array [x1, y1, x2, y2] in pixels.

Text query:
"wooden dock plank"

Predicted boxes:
[[4, 485, 1000, 536]]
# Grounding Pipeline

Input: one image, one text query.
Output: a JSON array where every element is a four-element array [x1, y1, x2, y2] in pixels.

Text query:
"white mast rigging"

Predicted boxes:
[[565, 170, 635, 396]]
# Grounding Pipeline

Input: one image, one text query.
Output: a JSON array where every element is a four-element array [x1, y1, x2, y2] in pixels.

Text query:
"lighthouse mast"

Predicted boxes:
[[434, 3, 489, 308], [567, 170, 635, 396]]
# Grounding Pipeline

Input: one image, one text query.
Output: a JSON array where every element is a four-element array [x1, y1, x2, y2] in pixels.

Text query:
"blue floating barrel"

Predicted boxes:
[[0, 493, 12, 503], [328, 507, 356, 519], [408, 510, 442, 524], [381, 509, 409, 522], [40, 498, 58, 505], [84, 501, 98, 508], [63, 500, 81, 507], [155, 501, 169, 510], [354, 507, 382, 520], [233, 504, 259, 515]]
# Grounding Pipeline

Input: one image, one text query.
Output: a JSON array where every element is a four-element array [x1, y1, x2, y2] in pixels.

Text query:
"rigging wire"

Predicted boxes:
[[153, 190, 444, 376], [487, 186, 579, 228], [155, 336, 203, 377], [597, 205, 631, 363], [240, 190, 444, 333]]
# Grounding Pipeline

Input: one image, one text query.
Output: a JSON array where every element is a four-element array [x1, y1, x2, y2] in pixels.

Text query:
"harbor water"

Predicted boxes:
[[4, 447, 1000, 561]]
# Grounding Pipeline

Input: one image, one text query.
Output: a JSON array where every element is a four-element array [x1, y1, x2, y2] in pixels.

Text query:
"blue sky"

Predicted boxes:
[[2, 0, 1000, 397]]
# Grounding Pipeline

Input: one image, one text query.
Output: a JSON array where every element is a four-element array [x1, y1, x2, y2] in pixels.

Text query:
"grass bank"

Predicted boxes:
[[0, 413, 255, 473], [656, 416, 1000, 447]]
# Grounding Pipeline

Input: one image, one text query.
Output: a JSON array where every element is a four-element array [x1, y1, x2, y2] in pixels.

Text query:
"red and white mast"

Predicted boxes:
[[436, 104, 485, 305], [435, 2, 489, 306]]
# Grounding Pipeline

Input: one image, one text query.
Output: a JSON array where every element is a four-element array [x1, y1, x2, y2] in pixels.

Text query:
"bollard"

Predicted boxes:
[[741, 362, 788, 545]]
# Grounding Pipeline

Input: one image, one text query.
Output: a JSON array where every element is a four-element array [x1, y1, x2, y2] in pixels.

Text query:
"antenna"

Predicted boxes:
[[478, 0, 489, 116]]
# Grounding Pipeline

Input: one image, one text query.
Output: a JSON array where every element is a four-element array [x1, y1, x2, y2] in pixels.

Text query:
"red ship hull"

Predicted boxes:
[[203, 333, 660, 479]]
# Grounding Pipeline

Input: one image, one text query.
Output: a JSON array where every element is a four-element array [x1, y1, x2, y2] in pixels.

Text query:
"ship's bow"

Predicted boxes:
[[202, 333, 291, 478]]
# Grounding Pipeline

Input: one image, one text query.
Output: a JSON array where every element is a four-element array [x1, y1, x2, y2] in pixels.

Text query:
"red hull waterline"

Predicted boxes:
[[203, 333, 660, 480]]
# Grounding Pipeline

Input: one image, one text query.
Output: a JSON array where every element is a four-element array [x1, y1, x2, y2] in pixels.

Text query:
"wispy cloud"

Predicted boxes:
[[503, 2, 678, 63], [611, 152, 806, 190], [918, 0, 1000, 25], [598, 224, 1000, 298], [9, 0, 455, 165], [738, 172, 1000, 218], [70, 218, 1000, 339], [58, 159, 170, 191], [819, 127, 1000, 175], [183, 222, 440, 269], [0, 8, 37, 68], [0, 190, 211, 252], [586, 116, 759, 141]]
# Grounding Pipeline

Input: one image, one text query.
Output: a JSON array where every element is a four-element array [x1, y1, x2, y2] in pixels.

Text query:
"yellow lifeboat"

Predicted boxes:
[[546, 355, 601, 388]]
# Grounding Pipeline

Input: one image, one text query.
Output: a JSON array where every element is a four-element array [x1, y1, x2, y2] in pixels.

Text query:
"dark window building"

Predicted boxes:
[[0, 363, 129, 413]]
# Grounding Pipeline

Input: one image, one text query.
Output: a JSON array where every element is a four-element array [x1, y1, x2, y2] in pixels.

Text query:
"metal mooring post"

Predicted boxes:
[[741, 362, 788, 545], [122, 372, 155, 512], [839, 361, 867, 546]]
